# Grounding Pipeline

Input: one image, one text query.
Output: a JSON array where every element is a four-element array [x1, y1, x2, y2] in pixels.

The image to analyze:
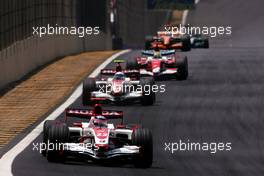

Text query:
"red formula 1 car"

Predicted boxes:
[[126, 50, 188, 80], [42, 104, 153, 168], [145, 30, 191, 51]]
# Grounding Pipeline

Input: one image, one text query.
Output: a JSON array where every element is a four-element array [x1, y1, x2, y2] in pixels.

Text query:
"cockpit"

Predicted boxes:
[[153, 51, 162, 58], [91, 115, 108, 128], [113, 72, 125, 80]]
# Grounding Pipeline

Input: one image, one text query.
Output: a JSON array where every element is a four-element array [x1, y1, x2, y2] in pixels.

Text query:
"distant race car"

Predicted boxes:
[[82, 60, 155, 106], [42, 104, 153, 168], [145, 30, 191, 51], [127, 50, 188, 80], [190, 34, 209, 48]]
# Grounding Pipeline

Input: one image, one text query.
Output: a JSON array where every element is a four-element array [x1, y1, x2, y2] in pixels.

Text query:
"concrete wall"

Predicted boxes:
[[0, 0, 170, 90], [0, 32, 111, 89], [0, 0, 112, 90]]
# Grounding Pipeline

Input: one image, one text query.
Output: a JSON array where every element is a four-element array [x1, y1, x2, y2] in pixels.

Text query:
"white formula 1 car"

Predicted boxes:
[[82, 60, 155, 106], [42, 104, 153, 168]]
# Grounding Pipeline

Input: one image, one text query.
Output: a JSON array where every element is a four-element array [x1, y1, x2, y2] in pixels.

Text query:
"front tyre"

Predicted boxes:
[[46, 123, 69, 162], [132, 128, 153, 168], [42, 120, 55, 156]]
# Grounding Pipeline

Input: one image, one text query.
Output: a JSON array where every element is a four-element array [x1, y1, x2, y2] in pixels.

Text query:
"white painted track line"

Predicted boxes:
[[0, 49, 131, 176], [182, 0, 200, 25]]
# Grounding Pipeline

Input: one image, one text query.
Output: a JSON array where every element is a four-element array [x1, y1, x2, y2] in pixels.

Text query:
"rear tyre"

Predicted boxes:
[[82, 78, 96, 106], [175, 56, 188, 80], [132, 128, 153, 168], [204, 39, 209, 48], [42, 120, 55, 156], [46, 123, 69, 162], [145, 36, 153, 50], [140, 77, 155, 105], [181, 35, 191, 51], [160, 62, 166, 72], [126, 59, 139, 70]]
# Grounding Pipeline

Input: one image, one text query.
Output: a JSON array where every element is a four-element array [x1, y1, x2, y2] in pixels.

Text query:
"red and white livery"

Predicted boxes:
[[82, 61, 156, 106], [127, 50, 188, 80], [42, 104, 153, 168]]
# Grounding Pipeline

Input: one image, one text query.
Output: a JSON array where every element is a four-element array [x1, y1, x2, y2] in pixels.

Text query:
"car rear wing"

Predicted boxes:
[[101, 69, 139, 75], [141, 50, 154, 56], [101, 69, 140, 79], [65, 108, 124, 123], [160, 50, 175, 56], [142, 50, 175, 56], [113, 59, 126, 63]]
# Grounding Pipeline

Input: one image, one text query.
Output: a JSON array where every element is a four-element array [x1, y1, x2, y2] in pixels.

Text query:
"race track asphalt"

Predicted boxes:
[[12, 0, 264, 175]]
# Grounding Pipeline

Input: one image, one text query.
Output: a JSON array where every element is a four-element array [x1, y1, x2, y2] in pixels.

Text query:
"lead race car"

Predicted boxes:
[[82, 60, 155, 106], [127, 49, 188, 80], [42, 104, 153, 168], [145, 29, 191, 51]]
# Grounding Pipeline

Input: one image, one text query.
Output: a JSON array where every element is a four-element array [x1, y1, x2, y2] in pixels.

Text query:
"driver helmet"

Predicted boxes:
[[93, 116, 107, 127], [113, 72, 125, 80], [153, 50, 161, 58]]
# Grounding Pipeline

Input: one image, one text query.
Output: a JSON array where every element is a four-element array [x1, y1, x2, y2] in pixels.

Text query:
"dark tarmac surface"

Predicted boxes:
[[12, 0, 264, 175]]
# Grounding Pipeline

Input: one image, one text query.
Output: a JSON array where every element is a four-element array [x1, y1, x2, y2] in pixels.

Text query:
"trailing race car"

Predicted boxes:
[[127, 49, 188, 80], [82, 60, 155, 106], [145, 30, 191, 51], [42, 104, 153, 168], [190, 34, 209, 48]]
